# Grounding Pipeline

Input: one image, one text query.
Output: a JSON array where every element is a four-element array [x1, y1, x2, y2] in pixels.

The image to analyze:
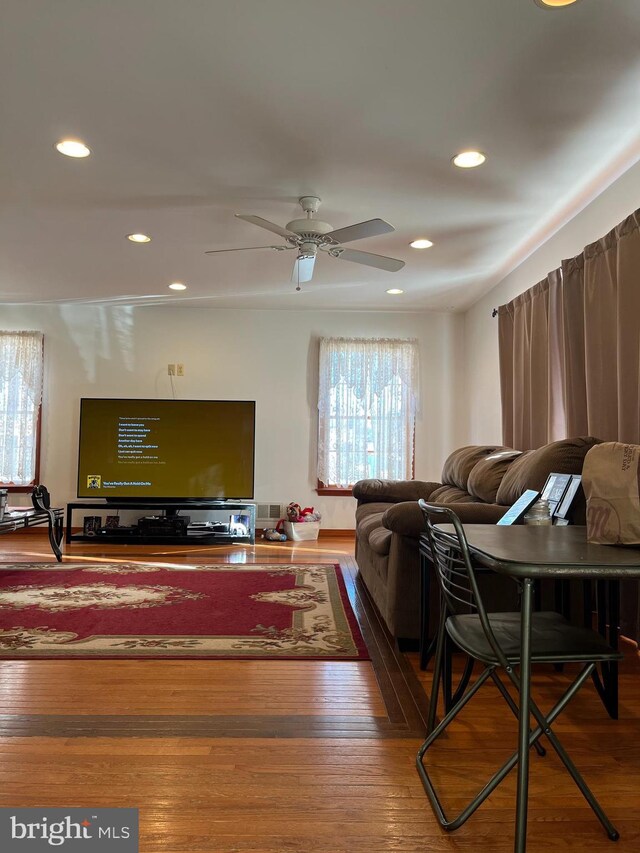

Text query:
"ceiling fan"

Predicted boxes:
[[205, 197, 405, 289]]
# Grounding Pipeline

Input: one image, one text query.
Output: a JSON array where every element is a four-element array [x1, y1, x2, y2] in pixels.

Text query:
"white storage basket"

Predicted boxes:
[[283, 520, 320, 541]]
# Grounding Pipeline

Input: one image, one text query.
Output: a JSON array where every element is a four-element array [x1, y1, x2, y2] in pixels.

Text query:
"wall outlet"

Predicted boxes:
[[167, 364, 176, 375], [176, 363, 184, 376]]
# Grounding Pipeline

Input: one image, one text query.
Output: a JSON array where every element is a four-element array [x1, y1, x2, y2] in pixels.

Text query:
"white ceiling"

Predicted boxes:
[[1, 0, 639, 312]]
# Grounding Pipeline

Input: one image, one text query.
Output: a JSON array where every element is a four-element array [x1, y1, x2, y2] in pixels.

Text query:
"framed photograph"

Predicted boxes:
[[497, 489, 540, 526], [554, 474, 582, 522], [105, 515, 120, 529], [83, 515, 102, 536], [541, 473, 572, 515]]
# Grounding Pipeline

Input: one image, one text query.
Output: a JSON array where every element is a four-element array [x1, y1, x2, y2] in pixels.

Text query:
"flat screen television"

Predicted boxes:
[[77, 398, 255, 501]]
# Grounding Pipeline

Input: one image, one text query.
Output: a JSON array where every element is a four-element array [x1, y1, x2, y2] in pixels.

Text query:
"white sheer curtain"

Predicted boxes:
[[0, 331, 44, 485], [317, 337, 419, 487]]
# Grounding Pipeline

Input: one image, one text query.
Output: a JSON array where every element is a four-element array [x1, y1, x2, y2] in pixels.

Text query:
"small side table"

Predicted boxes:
[[1, 507, 64, 561]]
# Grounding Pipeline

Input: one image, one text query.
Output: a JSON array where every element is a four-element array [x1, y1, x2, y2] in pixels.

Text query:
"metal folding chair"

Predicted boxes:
[[416, 500, 622, 840]]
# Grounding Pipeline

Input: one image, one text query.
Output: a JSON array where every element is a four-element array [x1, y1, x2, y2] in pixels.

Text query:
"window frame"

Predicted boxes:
[[316, 481, 354, 497], [0, 334, 44, 492], [316, 338, 418, 494]]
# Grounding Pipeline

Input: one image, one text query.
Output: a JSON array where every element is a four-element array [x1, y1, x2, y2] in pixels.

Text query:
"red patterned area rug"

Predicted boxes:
[[0, 562, 369, 660]]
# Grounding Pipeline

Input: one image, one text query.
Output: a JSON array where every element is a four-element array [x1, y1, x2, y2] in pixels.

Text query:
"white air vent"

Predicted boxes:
[[257, 503, 283, 523]]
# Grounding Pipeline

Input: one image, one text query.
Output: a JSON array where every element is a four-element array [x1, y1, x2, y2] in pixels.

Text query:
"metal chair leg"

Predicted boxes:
[[426, 603, 447, 735], [490, 671, 545, 757], [418, 667, 548, 832], [443, 633, 453, 711], [504, 661, 619, 842], [418, 657, 618, 839], [448, 654, 475, 710]]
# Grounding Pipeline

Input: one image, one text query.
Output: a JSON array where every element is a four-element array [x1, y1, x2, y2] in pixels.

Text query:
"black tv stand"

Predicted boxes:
[[66, 500, 256, 545]]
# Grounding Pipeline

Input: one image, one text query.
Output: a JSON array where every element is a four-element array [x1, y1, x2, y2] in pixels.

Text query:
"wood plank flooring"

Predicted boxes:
[[0, 532, 639, 852]]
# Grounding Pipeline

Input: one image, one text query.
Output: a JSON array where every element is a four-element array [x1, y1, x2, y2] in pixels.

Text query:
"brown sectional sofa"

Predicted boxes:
[[353, 437, 600, 643]]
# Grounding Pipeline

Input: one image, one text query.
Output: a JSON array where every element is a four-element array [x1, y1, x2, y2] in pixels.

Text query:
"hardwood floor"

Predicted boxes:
[[0, 532, 639, 852]]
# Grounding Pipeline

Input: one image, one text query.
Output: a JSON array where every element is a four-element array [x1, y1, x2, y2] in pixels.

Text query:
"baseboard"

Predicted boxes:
[[319, 528, 355, 539]]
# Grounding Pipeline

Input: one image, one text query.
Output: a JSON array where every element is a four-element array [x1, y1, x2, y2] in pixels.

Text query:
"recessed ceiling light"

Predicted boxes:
[[55, 139, 91, 158], [169, 282, 187, 291], [410, 239, 434, 249], [534, 0, 581, 7], [386, 288, 404, 295], [452, 150, 486, 169], [126, 233, 152, 243]]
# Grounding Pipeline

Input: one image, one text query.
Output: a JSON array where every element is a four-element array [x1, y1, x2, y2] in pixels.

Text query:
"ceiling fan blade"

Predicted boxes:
[[330, 247, 405, 272], [235, 214, 295, 239], [291, 254, 316, 284], [325, 218, 395, 244], [205, 245, 293, 254]]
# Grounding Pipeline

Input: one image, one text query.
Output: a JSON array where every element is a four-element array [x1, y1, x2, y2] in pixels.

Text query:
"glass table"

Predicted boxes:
[[1, 507, 64, 561]]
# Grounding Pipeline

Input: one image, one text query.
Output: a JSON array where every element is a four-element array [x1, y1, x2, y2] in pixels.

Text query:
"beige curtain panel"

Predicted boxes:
[[498, 270, 562, 450], [499, 208, 640, 451]]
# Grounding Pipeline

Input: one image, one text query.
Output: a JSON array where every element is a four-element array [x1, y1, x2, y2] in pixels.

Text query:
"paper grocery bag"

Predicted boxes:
[[582, 442, 640, 544]]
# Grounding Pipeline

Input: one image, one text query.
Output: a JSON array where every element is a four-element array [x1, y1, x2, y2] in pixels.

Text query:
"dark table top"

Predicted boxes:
[[436, 524, 640, 580]]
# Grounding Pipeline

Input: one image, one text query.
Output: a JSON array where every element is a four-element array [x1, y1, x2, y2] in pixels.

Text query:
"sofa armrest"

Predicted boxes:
[[382, 501, 425, 536], [382, 501, 508, 537], [352, 479, 441, 505]]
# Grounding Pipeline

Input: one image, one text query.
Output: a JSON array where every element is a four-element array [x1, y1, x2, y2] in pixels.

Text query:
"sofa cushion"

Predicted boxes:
[[368, 526, 392, 556], [495, 436, 601, 506], [430, 485, 480, 504], [355, 506, 387, 543], [441, 445, 508, 491], [467, 450, 522, 504]]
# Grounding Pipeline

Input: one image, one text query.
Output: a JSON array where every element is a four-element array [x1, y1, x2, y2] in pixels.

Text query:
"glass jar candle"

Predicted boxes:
[[524, 499, 553, 525]]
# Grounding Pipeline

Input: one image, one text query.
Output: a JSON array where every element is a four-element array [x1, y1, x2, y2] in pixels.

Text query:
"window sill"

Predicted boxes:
[[0, 484, 35, 494], [316, 486, 354, 497]]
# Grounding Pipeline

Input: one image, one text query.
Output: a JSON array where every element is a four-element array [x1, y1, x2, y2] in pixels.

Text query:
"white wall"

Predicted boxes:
[[462, 158, 640, 444], [0, 304, 466, 528]]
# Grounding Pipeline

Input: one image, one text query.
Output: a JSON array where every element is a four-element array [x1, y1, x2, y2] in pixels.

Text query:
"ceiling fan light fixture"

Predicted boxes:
[[55, 139, 91, 158], [222, 198, 405, 284], [452, 150, 486, 169], [169, 282, 187, 291], [126, 233, 152, 243], [410, 239, 433, 249], [534, 0, 581, 8], [386, 288, 404, 295]]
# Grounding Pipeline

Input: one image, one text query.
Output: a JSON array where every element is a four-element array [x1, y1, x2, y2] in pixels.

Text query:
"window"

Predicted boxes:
[[317, 337, 419, 491], [0, 331, 44, 490]]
